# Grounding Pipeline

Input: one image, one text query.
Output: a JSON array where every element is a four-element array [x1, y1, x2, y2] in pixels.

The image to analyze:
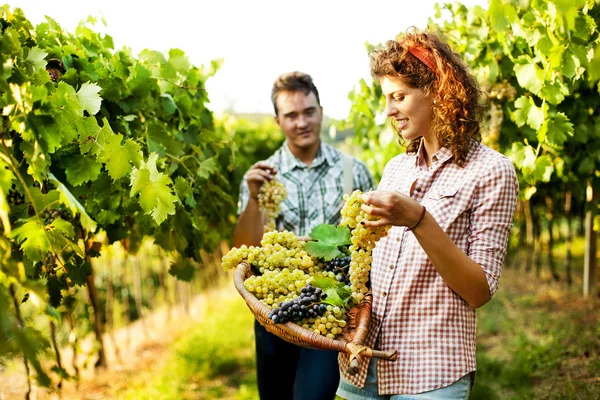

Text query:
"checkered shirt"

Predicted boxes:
[[338, 140, 519, 394], [238, 141, 375, 236]]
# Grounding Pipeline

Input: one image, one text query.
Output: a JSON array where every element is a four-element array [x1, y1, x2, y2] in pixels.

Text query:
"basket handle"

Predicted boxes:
[[346, 343, 397, 375]]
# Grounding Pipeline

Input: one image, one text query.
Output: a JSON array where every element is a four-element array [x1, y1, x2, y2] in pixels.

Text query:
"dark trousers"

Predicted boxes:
[[254, 320, 340, 400]]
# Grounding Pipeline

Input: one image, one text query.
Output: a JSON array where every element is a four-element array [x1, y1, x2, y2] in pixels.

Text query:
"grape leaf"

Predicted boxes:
[[64, 154, 102, 186], [309, 223, 351, 244], [25, 46, 48, 74], [51, 82, 82, 132], [304, 242, 342, 261], [130, 153, 178, 225], [0, 158, 15, 195], [305, 224, 351, 261], [169, 255, 196, 281], [20, 141, 49, 184], [97, 133, 132, 180], [67, 261, 92, 286], [10, 219, 49, 262], [28, 188, 60, 214], [49, 173, 97, 233], [514, 59, 544, 95], [76, 83, 102, 115], [311, 275, 343, 290], [538, 112, 573, 146], [198, 157, 218, 180], [321, 288, 345, 307], [174, 176, 196, 208]]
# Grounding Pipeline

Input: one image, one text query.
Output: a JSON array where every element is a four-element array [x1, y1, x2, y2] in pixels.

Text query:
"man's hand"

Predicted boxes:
[[360, 190, 423, 228], [246, 162, 278, 199]]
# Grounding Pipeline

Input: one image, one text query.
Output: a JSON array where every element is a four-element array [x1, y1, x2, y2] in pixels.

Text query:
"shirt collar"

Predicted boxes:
[[279, 140, 330, 174], [414, 139, 454, 168]]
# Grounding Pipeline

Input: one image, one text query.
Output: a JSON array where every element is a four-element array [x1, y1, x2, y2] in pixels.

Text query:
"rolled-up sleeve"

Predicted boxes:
[[468, 156, 519, 297], [237, 177, 250, 216]]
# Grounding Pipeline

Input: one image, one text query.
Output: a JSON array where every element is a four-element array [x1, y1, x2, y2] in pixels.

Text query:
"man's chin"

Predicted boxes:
[[292, 137, 319, 149]]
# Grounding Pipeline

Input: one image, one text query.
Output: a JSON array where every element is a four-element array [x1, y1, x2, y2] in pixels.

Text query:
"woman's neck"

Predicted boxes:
[[421, 136, 441, 167]]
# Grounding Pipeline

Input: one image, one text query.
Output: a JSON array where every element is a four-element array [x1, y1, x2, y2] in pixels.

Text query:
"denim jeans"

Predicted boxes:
[[254, 320, 340, 400], [337, 357, 472, 400]]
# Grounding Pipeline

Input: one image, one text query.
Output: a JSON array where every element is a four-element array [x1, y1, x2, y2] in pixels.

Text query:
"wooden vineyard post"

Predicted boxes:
[[583, 179, 597, 298]]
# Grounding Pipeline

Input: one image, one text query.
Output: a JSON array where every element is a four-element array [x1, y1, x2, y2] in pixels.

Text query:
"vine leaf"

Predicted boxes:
[[24, 46, 48, 73], [64, 154, 102, 186], [130, 153, 178, 225], [305, 224, 351, 261], [97, 133, 133, 181], [76, 82, 102, 115], [10, 219, 48, 262], [49, 173, 97, 233]]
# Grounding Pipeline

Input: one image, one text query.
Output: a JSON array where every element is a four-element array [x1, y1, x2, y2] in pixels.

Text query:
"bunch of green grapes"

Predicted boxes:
[[244, 268, 312, 306], [221, 244, 258, 271], [221, 231, 322, 274], [299, 305, 347, 339], [258, 178, 287, 232], [340, 190, 390, 303]]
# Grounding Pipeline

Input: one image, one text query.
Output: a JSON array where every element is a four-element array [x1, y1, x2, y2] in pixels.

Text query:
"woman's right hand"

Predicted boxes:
[[245, 162, 277, 199]]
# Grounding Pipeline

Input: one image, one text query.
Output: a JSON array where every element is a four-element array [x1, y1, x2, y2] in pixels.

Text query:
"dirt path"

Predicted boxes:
[[0, 281, 237, 400]]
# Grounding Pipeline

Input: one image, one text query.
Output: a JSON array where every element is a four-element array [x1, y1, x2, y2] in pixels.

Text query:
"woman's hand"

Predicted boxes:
[[360, 190, 423, 228], [245, 162, 277, 199]]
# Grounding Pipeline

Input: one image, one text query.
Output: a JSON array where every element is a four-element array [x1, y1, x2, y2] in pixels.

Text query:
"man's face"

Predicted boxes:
[[274, 90, 323, 152]]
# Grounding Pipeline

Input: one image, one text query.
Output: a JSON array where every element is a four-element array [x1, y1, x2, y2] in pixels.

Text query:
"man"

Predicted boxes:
[[234, 71, 375, 400]]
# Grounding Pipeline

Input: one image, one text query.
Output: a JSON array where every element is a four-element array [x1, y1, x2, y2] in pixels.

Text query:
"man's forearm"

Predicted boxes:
[[233, 197, 265, 247]]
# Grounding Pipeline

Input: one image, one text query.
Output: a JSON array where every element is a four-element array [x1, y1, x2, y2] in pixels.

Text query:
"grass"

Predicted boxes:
[[471, 238, 600, 400], [119, 291, 258, 400]]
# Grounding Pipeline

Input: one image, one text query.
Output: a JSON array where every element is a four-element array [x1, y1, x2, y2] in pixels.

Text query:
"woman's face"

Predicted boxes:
[[380, 75, 434, 142]]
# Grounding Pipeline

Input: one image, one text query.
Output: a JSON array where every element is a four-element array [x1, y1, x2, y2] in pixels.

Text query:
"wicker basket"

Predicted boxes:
[[234, 260, 397, 375]]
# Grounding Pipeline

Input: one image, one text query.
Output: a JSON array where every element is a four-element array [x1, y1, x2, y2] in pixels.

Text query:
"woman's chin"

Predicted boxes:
[[399, 130, 418, 141]]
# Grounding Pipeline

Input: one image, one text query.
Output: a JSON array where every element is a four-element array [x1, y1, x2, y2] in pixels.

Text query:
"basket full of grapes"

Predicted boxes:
[[222, 190, 397, 374]]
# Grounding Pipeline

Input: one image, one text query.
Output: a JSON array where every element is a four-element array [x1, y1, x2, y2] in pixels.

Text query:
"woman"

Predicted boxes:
[[336, 29, 518, 399]]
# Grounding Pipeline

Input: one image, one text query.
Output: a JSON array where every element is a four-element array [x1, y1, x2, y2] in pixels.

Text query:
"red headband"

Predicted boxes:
[[407, 45, 438, 76]]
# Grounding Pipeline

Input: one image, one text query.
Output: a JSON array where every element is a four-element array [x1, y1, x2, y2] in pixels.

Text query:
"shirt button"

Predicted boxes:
[[382, 291, 387, 297], [416, 187, 422, 192], [396, 237, 401, 242], [432, 155, 438, 162], [389, 264, 394, 270]]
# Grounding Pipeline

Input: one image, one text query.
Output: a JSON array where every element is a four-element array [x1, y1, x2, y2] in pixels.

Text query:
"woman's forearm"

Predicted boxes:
[[233, 197, 266, 247], [412, 211, 491, 308]]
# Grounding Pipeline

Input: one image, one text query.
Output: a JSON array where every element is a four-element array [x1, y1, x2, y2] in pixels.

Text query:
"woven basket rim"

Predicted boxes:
[[234, 261, 360, 350]]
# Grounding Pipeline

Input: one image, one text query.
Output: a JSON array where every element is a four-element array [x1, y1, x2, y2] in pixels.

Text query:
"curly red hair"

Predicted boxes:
[[370, 28, 483, 166]]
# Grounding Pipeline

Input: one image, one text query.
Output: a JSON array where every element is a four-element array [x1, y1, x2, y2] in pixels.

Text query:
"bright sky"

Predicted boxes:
[[12, 0, 486, 120]]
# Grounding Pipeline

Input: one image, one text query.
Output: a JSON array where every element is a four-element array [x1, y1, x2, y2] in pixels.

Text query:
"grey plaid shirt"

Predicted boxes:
[[238, 141, 375, 236]]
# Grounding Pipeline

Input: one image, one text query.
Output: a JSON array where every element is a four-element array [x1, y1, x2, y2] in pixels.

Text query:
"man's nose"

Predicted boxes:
[[297, 115, 308, 128]]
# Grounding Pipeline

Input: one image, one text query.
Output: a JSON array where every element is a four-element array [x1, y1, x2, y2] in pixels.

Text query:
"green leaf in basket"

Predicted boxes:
[[311, 276, 344, 290], [305, 224, 351, 261], [321, 288, 345, 307], [305, 241, 341, 261]]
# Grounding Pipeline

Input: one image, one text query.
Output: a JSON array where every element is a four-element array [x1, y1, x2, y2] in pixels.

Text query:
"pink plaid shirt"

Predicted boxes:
[[339, 140, 518, 394]]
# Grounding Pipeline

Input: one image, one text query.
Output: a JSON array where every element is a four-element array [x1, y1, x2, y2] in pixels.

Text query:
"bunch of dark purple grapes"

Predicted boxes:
[[324, 255, 351, 284], [268, 284, 328, 324], [7, 184, 24, 206], [42, 208, 70, 225]]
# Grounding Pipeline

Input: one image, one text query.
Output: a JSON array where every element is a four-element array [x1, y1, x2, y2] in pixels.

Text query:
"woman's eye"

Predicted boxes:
[[394, 95, 405, 101]]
